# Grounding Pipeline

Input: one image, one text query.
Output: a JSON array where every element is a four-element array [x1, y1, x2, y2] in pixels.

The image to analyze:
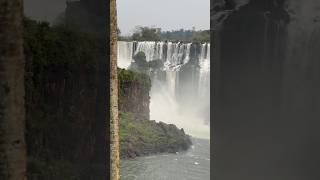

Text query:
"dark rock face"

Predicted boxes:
[[26, 63, 108, 179], [24, 20, 109, 179], [213, 0, 320, 179], [23, 2, 109, 179], [119, 71, 150, 120]]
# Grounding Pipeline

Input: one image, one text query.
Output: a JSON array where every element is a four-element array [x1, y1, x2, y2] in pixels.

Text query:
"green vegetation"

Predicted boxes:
[[24, 18, 105, 66], [131, 26, 161, 41], [117, 69, 191, 159], [118, 68, 151, 88], [118, 68, 151, 98], [161, 29, 210, 42], [119, 26, 210, 42], [118, 68, 151, 120], [129, 51, 164, 73], [119, 112, 191, 158], [130, 51, 148, 71], [24, 18, 106, 179], [120, 113, 164, 145]]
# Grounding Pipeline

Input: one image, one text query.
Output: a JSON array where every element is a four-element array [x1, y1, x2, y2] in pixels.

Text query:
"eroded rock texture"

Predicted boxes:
[[213, 0, 320, 179]]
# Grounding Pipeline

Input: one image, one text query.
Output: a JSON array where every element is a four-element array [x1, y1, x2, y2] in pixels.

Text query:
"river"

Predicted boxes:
[[120, 138, 210, 180]]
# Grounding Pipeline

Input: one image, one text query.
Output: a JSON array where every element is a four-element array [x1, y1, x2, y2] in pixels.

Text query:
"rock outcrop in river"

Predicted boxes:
[[118, 69, 192, 159]]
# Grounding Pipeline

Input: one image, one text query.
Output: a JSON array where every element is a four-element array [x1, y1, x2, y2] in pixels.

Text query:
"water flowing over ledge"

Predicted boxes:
[[118, 41, 210, 70], [118, 41, 210, 139]]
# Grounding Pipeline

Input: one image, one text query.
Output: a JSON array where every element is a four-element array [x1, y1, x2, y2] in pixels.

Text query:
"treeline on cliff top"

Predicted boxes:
[[119, 26, 210, 42], [24, 18, 105, 66]]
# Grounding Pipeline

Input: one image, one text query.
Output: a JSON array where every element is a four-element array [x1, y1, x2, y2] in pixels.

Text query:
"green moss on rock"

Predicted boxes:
[[119, 112, 192, 159], [118, 68, 151, 88], [118, 69, 151, 119]]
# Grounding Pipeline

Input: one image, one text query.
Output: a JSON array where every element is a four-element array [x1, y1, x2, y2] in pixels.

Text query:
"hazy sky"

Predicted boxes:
[[24, 0, 210, 35], [117, 0, 210, 35]]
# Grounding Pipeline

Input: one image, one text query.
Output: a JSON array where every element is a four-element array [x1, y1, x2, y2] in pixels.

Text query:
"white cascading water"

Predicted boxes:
[[117, 41, 134, 69], [118, 41, 210, 139], [199, 43, 210, 98]]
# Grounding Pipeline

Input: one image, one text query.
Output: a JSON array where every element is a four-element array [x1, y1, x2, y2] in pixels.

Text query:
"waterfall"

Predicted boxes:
[[118, 41, 134, 69], [134, 41, 157, 62], [118, 41, 210, 139], [199, 43, 210, 98], [165, 42, 192, 71]]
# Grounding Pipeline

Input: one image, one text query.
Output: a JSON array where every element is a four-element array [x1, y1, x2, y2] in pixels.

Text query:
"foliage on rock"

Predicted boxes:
[[119, 113, 192, 159], [24, 18, 107, 179]]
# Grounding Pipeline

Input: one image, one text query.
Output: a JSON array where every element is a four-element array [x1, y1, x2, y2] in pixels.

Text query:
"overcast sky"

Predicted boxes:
[[24, 0, 210, 35], [117, 0, 210, 35]]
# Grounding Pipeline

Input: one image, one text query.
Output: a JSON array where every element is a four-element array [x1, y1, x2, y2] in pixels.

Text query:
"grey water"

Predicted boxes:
[[120, 138, 210, 180]]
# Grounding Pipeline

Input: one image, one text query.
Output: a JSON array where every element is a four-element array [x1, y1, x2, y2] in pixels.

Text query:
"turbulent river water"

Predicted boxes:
[[120, 138, 210, 180]]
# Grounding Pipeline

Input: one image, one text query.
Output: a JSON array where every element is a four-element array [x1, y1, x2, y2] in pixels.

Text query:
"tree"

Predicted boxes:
[[130, 52, 164, 73], [0, 0, 27, 179], [160, 29, 210, 42], [110, 0, 120, 179], [129, 51, 149, 73], [132, 26, 161, 41], [133, 52, 148, 67]]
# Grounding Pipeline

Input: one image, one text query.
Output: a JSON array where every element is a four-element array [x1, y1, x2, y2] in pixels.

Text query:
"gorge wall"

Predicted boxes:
[[24, 19, 108, 179], [23, 1, 110, 178], [118, 69, 151, 120], [213, 0, 320, 179]]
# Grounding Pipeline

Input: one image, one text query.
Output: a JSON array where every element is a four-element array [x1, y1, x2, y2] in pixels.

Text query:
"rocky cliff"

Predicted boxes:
[[24, 19, 108, 179], [118, 69, 192, 159], [213, 0, 320, 179], [118, 69, 151, 120]]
